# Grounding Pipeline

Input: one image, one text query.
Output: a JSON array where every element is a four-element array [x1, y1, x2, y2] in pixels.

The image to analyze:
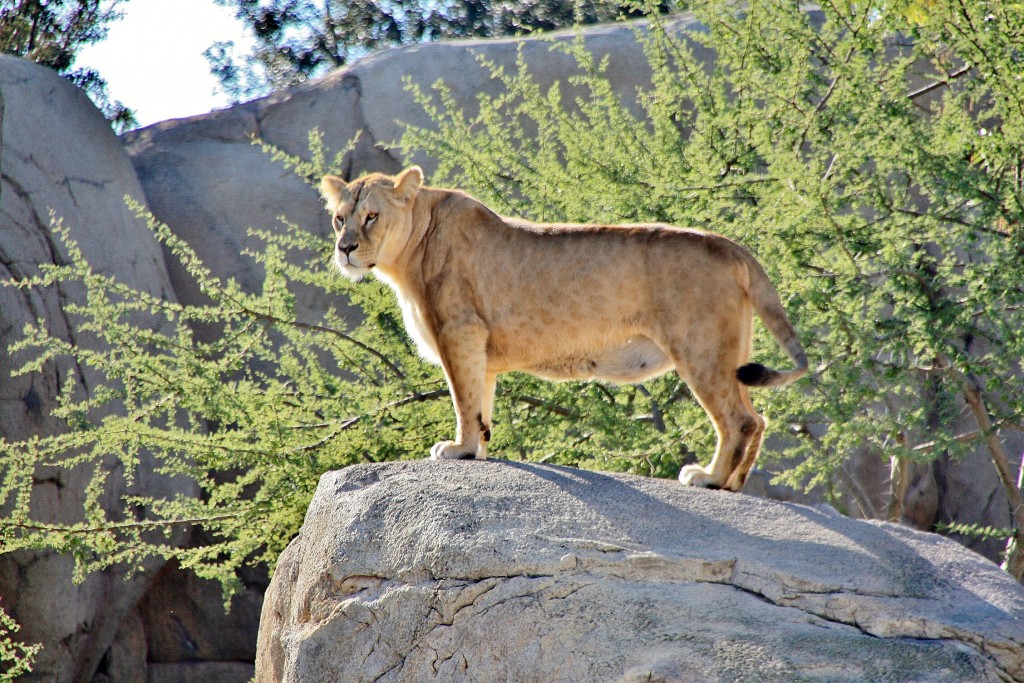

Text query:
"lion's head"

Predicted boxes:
[[319, 166, 423, 280]]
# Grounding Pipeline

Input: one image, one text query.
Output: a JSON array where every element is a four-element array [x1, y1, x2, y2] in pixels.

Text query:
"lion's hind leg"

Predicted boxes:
[[677, 375, 765, 491], [667, 332, 765, 492], [722, 386, 767, 491]]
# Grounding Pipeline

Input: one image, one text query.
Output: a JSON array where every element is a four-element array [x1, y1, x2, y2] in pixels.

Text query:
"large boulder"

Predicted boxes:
[[0, 56, 192, 681], [256, 460, 1024, 683]]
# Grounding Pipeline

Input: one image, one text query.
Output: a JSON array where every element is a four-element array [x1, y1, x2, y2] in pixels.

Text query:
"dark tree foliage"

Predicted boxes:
[[0, 0, 136, 130], [208, 0, 673, 100]]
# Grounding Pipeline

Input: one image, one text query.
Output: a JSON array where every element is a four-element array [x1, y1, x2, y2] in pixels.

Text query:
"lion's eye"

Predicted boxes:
[[332, 216, 344, 232], [366, 212, 378, 225]]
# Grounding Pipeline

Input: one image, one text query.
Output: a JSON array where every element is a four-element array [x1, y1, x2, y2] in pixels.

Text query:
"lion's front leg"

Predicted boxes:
[[430, 319, 491, 461]]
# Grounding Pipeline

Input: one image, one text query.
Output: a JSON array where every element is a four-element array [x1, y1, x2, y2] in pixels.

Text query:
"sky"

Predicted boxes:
[[76, 0, 255, 129]]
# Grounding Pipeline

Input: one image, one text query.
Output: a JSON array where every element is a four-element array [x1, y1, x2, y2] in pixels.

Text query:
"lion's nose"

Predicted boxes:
[[339, 244, 357, 258]]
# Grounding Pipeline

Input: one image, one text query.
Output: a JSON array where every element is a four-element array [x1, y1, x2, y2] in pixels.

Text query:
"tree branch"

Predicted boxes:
[[907, 63, 974, 102], [517, 395, 576, 418], [234, 301, 406, 380], [3, 512, 247, 536]]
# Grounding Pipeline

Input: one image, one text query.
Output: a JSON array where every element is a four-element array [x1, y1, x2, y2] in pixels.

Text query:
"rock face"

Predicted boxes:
[[256, 461, 1024, 683], [0, 55, 191, 682]]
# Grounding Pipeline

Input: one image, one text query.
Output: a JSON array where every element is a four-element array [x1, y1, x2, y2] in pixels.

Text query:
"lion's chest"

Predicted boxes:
[[374, 272, 443, 365], [397, 295, 442, 365]]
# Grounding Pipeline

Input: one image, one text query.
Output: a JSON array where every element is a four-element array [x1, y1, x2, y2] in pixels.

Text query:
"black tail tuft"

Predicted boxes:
[[736, 363, 775, 387]]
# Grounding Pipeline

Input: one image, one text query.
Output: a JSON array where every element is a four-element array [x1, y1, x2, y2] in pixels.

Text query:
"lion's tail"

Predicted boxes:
[[737, 255, 808, 388]]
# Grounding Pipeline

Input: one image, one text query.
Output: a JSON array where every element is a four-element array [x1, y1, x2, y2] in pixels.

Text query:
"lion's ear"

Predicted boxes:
[[394, 166, 423, 203], [320, 175, 350, 207]]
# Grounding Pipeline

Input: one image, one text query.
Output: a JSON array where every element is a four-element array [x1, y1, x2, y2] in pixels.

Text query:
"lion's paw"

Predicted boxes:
[[429, 441, 479, 460], [678, 464, 722, 489]]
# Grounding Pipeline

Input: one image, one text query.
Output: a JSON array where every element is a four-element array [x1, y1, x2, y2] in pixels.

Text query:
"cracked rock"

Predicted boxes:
[[255, 460, 1024, 682], [0, 54, 193, 682]]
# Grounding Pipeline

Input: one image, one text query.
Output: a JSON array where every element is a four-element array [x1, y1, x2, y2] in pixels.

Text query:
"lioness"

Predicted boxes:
[[321, 167, 807, 491]]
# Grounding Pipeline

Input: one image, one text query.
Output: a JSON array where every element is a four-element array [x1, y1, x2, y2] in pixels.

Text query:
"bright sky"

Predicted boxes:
[[76, 0, 255, 129]]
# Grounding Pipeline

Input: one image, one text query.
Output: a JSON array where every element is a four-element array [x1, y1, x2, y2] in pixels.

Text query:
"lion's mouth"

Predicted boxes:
[[332, 249, 377, 282]]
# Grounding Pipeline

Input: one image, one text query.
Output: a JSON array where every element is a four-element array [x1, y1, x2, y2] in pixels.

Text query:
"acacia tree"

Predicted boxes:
[[0, 0, 135, 130], [207, 0, 672, 100], [401, 0, 1024, 575]]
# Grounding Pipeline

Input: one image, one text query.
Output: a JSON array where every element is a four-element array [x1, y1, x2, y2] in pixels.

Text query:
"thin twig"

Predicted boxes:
[[233, 301, 406, 380], [517, 395, 576, 418], [335, 388, 450, 432]]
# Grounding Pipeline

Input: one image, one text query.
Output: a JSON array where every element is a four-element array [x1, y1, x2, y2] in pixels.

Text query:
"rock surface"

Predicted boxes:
[[256, 460, 1024, 683], [0, 55, 192, 682]]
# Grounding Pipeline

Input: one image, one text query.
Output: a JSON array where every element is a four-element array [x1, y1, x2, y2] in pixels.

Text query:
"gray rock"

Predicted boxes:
[[137, 559, 266, 664], [255, 460, 1024, 682], [0, 55, 191, 682], [146, 662, 255, 683]]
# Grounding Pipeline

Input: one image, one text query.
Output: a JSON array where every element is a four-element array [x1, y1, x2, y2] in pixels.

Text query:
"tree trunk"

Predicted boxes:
[[959, 373, 1024, 582]]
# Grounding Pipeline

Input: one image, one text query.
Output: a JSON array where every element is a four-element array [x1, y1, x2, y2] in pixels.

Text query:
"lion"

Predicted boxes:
[[320, 166, 808, 491]]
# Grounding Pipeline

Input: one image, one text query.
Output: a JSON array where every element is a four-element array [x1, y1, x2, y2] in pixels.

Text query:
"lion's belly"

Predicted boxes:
[[491, 333, 673, 384]]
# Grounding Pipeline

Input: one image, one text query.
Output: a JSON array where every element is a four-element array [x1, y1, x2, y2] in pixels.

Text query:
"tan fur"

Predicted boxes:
[[320, 167, 808, 491]]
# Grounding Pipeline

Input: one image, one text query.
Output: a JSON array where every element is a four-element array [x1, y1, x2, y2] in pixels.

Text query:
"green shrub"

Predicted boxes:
[[1, 603, 40, 681]]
